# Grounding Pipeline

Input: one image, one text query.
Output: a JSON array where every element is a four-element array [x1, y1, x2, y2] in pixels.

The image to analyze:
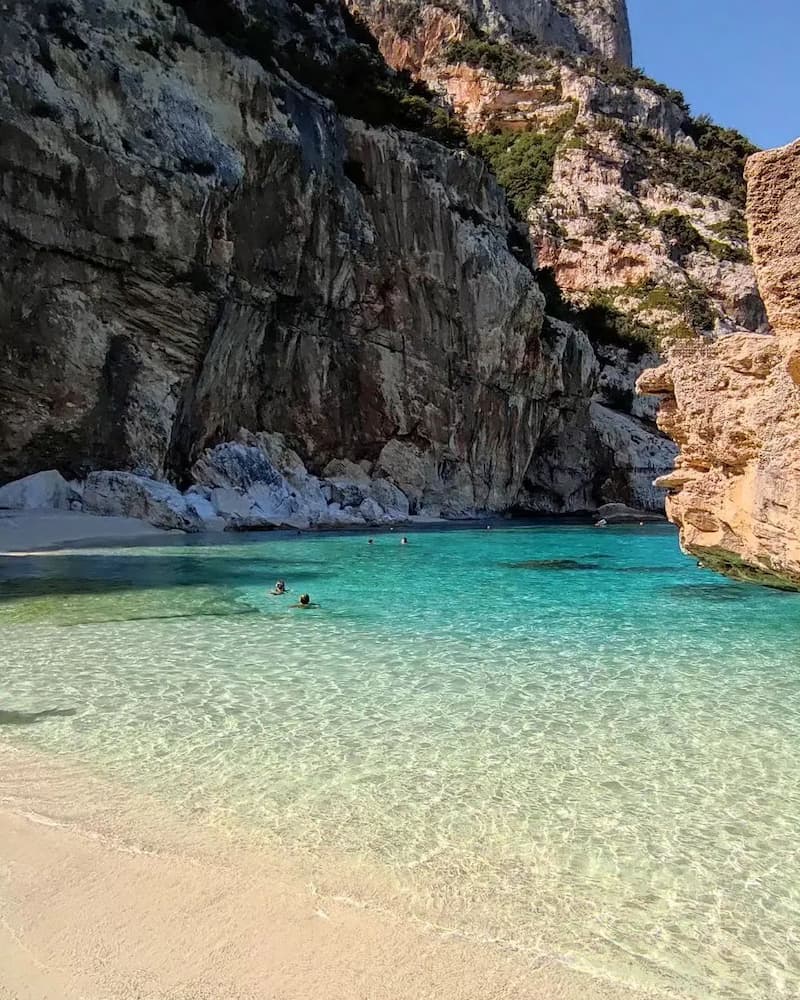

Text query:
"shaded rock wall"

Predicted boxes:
[[0, 0, 633, 517], [639, 139, 800, 589]]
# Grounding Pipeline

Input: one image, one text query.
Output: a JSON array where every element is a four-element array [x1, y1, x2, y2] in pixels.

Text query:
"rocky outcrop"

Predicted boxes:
[[638, 139, 800, 590], [349, 0, 632, 66], [0, 429, 417, 531], [0, 470, 77, 511], [83, 472, 206, 532], [0, 0, 533, 513], [350, 1, 765, 345], [0, 0, 669, 519]]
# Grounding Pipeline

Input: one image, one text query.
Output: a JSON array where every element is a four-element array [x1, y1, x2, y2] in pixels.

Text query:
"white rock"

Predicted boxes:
[[184, 494, 226, 532], [192, 442, 282, 491], [83, 472, 202, 531], [358, 497, 386, 524], [369, 478, 410, 519], [0, 470, 73, 510], [319, 503, 365, 527], [209, 487, 254, 521]]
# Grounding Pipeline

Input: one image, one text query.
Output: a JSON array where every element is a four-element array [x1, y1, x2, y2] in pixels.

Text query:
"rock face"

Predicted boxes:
[[350, 0, 765, 345], [350, 0, 632, 65], [0, 0, 530, 512], [638, 139, 800, 590], [0, 0, 668, 518]]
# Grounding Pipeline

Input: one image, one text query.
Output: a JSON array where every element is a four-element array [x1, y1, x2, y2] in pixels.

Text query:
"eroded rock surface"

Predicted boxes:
[[0, 0, 667, 519], [639, 139, 800, 589], [350, 0, 632, 65]]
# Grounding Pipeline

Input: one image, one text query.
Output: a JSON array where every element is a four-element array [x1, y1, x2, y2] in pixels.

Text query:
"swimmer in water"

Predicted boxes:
[[401, 536, 409, 545], [291, 593, 319, 609], [270, 579, 288, 596], [368, 538, 374, 545]]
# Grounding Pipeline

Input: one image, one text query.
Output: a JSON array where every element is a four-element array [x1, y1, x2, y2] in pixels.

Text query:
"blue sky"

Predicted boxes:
[[627, 0, 798, 149]]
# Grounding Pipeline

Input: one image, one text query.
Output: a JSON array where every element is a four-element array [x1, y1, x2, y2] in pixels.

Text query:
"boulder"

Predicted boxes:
[[327, 480, 370, 508], [192, 442, 283, 491], [322, 458, 371, 485], [374, 440, 428, 510], [369, 478, 410, 520], [0, 470, 74, 510], [320, 503, 365, 527], [209, 487, 255, 521], [83, 472, 202, 531], [184, 493, 226, 532], [358, 497, 386, 523]]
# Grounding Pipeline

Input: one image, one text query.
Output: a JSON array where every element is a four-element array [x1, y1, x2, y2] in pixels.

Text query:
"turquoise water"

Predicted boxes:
[[2, 524, 800, 998]]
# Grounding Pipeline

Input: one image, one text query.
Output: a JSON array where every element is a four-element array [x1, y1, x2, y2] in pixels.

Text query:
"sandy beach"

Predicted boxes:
[[0, 743, 663, 1000], [0, 510, 174, 554]]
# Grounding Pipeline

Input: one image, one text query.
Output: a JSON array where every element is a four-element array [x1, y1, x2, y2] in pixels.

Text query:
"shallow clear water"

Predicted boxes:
[[2, 524, 800, 999]]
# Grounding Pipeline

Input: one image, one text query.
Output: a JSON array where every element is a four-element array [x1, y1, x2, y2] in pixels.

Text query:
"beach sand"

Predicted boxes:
[[0, 744, 663, 1000], [0, 510, 174, 554]]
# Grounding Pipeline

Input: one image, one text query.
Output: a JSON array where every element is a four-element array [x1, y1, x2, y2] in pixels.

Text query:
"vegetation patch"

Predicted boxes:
[[536, 267, 718, 354], [583, 56, 689, 114], [709, 213, 749, 243], [593, 206, 645, 242], [444, 37, 527, 85], [654, 209, 706, 261], [468, 107, 577, 215], [629, 118, 757, 207], [536, 269, 658, 356]]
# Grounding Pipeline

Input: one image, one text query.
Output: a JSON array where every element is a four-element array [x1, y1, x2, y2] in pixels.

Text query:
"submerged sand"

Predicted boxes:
[[0, 744, 664, 1000], [0, 510, 173, 554]]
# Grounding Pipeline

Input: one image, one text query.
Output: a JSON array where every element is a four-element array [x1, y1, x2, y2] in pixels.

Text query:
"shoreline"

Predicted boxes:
[[0, 509, 671, 557], [0, 741, 670, 1000]]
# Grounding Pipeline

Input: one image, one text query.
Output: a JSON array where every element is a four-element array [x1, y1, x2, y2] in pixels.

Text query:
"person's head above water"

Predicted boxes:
[[401, 537, 408, 544], [299, 593, 310, 606], [275, 580, 286, 591]]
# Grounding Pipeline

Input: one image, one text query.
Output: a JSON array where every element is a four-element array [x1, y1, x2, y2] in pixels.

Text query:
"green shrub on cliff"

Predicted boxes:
[[709, 212, 749, 243], [469, 109, 577, 214], [630, 117, 757, 207], [590, 59, 689, 113], [655, 209, 706, 261], [444, 38, 527, 85], [470, 129, 561, 213]]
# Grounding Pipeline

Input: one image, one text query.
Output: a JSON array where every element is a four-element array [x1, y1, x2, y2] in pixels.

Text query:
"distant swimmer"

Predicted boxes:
[[270, 579, 288, 596], [291, 593, 319, 609], [401, 536, 409, 545], [368, 538, 374, 545]]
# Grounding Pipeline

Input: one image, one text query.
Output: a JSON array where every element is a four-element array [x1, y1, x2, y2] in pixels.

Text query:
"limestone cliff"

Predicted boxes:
[[350, 0, 632, 66], [639, 139, 800, 590], [1, 0, 627, 518], [347, 0, 764, 346]]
